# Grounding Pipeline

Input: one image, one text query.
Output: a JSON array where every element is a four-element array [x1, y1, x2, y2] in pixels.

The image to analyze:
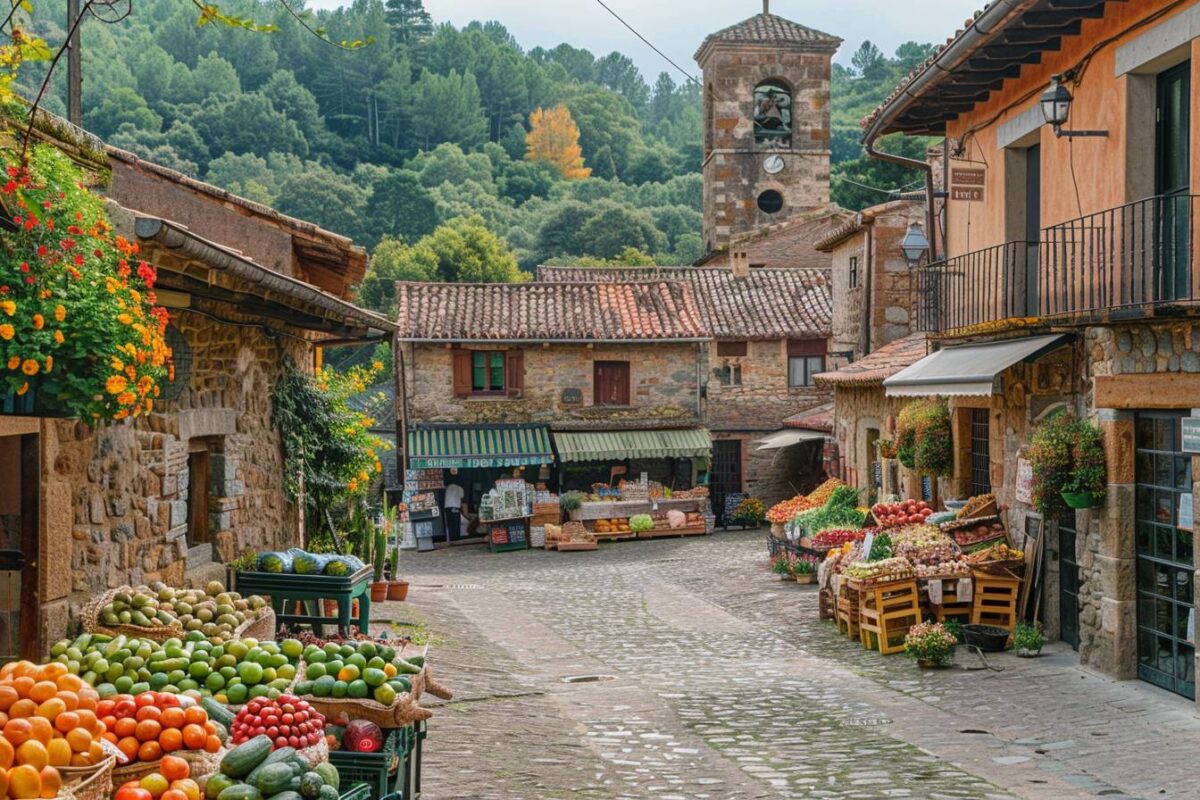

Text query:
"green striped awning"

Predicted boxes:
[[553, 429, 712, 463], [407, 424, 553, 469]]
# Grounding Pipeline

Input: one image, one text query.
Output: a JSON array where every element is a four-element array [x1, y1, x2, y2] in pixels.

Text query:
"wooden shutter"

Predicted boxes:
[[594, 361, 630, 405], [787, 338, 828, 357], [506, 350, 524, 398], [452, 349, 472, 397]]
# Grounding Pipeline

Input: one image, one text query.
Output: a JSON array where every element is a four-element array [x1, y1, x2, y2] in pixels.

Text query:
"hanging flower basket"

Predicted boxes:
[[1061, 491, 1100, 509]]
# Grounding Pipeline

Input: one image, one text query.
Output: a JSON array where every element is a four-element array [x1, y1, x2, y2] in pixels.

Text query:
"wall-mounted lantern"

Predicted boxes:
[[900, 222, 930, 268], [1039, 74, 1108, 139]]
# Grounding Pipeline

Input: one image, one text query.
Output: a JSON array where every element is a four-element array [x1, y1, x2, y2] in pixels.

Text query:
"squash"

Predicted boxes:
[[220, 735, 273, 778]]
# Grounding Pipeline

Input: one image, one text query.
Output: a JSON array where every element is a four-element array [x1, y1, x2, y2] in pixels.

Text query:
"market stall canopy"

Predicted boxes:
[[754, 429, 825, 451], [407, 423, 553, 469], [553, 429, 712, 463], [883, 335, 1068, 397]]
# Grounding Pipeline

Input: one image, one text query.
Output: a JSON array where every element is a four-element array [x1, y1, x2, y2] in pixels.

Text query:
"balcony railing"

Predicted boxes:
[[917, 194, 1199, 333]]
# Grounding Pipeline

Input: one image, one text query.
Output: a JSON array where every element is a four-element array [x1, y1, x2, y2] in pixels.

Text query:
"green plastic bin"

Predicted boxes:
[[329, 728, 406, 800], [339, 783, 371, 800]]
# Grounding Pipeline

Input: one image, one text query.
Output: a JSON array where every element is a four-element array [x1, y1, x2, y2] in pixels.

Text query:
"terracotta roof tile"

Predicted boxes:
[[812, 333, 929, 387], [535, 266, 832, 340], [395, 281, 707, 341], [699, 12, 841, 50], [783, 402, 834, 432]]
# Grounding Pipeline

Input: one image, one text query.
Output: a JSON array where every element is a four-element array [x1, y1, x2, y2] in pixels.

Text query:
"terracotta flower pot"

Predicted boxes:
[[369, 581, 388, 602], [793, 573, 815, 585], [916, 657, 950, 669], [387, 580, 409, 601]]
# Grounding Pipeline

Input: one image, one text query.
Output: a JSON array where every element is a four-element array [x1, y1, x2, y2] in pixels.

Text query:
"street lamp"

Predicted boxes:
[[900, 222, 929, 267], [1039, 74, 1108, 138]]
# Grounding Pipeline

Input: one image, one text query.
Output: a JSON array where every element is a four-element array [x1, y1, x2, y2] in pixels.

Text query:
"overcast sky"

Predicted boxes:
[[307, 0, 981, 79]]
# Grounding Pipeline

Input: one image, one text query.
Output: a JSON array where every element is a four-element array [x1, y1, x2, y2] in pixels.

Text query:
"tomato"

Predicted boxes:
[[274, 737, 288, 749], [115, 785, 153, 800]]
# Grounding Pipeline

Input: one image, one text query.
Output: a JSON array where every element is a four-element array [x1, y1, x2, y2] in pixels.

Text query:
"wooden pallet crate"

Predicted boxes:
[[858, 578, 921, 655], [971, 572, 1020, 631]]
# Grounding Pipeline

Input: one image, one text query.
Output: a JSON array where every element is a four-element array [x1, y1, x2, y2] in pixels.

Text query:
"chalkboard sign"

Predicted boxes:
[[561, 388, 583, 405], [723, 492, 747, 520], [872, 461, 882, 489]]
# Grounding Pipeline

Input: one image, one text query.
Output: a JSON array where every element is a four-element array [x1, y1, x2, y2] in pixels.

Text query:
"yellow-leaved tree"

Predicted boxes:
[[525, 106, 591, 180]]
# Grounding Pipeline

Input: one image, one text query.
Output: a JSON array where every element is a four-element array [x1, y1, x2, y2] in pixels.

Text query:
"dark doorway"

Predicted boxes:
[[1058, 519, 1080, 651], [593, 361, 630, 406], [1024, 144, 1041, 316], [969, 409, 992, 497], [1135, 412, 1194, 699], [1155, 62, 1191, 301], [1, 433, 40, 662], [711, 440, 742, 526], [187, 449, 212, 547]]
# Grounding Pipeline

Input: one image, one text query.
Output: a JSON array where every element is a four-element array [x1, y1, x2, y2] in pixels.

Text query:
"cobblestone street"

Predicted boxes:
[[377, 531, 1200, 800]]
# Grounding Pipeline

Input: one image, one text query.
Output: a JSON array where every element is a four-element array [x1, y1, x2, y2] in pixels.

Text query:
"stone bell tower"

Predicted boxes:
[[695, 2, 841, 252]]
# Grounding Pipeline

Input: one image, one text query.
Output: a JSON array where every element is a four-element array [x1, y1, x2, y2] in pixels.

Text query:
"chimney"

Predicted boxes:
[[763, 0, 770, 14], [730, 250, 750, 279]]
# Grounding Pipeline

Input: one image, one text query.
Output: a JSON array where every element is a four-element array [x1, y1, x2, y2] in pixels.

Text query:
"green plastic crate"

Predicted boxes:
[[339, 783, 371, 800], [329, 729, 406, 800]]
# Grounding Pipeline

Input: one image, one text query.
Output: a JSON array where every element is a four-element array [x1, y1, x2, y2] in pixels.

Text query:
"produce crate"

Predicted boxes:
[[340, 783, 372, 800], [329, 728, 407, 800], [236, 566, 372, 635], [403, 721, 426, 800]]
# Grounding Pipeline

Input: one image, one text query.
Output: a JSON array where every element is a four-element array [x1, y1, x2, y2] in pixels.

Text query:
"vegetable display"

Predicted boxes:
[[955, 493, 995, 519], [292, 641, 420, 707], [94, 581, 269, 639], [842, 557, 913, 583], [810, 528, 860, 551], [211, 735, 340, 800], [229, 696, 325, 750], [805, 479, 846, 507], [47, 633, 301, 702], [628, 515, 654, 533], [255, 551, 364, 577], [112, 755, 200, 800], [890, 525, 961, 565], [870, 500, 933, 528], [766, 495, 814, 524]]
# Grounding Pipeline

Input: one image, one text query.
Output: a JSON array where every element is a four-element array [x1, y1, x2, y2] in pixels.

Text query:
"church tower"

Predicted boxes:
[[695, 3, 841, 252]]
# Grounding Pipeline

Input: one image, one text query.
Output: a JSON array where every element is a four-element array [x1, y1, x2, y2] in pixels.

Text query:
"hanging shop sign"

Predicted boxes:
[[950, 167, 986, 202]]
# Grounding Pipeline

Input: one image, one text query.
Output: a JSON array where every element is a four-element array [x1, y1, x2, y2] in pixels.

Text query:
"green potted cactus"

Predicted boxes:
[[370, 524, 388, 602]]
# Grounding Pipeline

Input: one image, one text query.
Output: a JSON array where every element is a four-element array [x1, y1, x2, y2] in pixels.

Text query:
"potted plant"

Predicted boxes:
[[370, 525, 388, 602], [1030, 411, 1107, 516], [942, 618, 963, 645], [561, 491, 585, 521], [903, 621, 957, 668], [384, 501, 408, 601], [792, 554, 818, 584], [731, 497, 767, 529], [1013, 622, 1045, 657], [771, 553, 795, 581]]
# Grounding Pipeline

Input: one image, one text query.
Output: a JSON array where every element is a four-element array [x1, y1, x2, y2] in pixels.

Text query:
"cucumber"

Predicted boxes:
[[254, 763, 296, 796], [245, 747, 298, 785], [217, 787, 262, 800], [403, 655, 424, 668], [202, 696, 236, 730], [220, 735, 274, 778], [393, 659, 421, 675]]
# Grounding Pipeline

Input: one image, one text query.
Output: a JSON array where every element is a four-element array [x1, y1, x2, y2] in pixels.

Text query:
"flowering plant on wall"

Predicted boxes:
[[0, 144, 170, 420], [1028, 410, 1106, 517], [895, 398, 952, 477]]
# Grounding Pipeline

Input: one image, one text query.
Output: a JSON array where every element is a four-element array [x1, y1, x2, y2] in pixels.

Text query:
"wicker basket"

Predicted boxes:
[[111, 758, 162, 785], [298, 664, 433, 727], [233, 607, 277, 641], [968, 560, 1025, 577], [179, 748, 226, 788], [82, 586, 275, 642], [60, 757, 114, 800]]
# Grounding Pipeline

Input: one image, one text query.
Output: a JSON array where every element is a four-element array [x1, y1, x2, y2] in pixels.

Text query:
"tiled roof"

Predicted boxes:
[[394, 281, 707, 341], [813, 200, 921, 252], [697, 207, 851, 269], [783, 402, 834, 433], [535, 266, 832, 340], [813, 333, 929, 387], [700, 12, 841, 48]]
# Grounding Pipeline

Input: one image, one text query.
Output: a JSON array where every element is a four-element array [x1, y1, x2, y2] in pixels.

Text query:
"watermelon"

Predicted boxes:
[[257, 552, 293, 574], [343, 720, 383, 753], [290, 549, 330, 575], [324, 555, 364, 576]]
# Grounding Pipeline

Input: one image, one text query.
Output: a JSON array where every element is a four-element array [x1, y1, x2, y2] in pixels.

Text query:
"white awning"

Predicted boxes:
[[883, 335, 1069, 397], [755, 429, 826, 451]]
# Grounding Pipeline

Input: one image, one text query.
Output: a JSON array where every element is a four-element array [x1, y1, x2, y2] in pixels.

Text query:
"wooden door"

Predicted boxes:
[[711, 440, 743, 526], [1156, 62, 1191, 301], [188, 450, 211, 546], [593, 361, 630, 406]]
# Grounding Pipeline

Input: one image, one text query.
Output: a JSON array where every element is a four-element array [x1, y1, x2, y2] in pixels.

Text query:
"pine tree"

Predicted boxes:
[[385, 0, 433, 44], [525, 106, 591, 180]]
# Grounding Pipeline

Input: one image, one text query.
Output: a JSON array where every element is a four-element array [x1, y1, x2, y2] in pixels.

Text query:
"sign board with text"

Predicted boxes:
[[950, 167, 986, 203], [1182, 417, 1200, 454]]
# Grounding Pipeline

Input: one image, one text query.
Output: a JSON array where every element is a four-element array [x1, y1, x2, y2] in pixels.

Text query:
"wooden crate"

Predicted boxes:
[[971, 572, 1020, 631], [858, 578, 921, 655]]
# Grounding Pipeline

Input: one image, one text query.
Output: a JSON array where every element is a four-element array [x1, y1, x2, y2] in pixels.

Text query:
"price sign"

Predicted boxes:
[[861, 531, 876, 561]]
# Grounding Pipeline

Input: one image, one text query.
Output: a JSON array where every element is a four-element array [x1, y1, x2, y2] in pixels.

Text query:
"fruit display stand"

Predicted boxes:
[[970, 571, 1021, 631], [328, 727, 408, 800], [236, 566, 373, 636], [485, 515, 531, 553], [853, 577, 922, 655]]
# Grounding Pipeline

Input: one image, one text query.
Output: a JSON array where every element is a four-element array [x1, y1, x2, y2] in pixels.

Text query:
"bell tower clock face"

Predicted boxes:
[[762, 154, 785, 175]]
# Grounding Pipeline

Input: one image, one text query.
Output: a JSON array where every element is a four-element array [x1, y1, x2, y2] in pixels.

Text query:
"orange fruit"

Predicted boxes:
[[182, 707, 207, 727], [74, 710, 100, 737], [134, 694, 156, 709], [38, 766, 61, 799], [75, 690, 97, 713], [139, 772, 169, 798], [137, 741, 162, 763], [169, 778, 200, 800], [161, 790, 190, 800], [134, 719, 161, 743], [101, 715, 118, 733], [14, 741, 48, 771], [44, 740, 71, 768], [0, 765, 8, 797], [135, 706, 161, 724], [203, 736, 220, 754], [27, 718, 52, 746], [10, 663, 36, 680], [159, 728, 182, 753], [8, 763, 41, 799], [65, 728, 92, 754], [0, 685, 19, 711], [113, 717, 137, 739], [37, 664, 66, 681], [54, 691, 79, 712], [202, 721, 217, 736], [159, 756, 189, 783], [54, 674, 82, 694], [181, 725, 206, 751], [116, 737, 140, 763], [160, 708, 185, 730], [102, 732, 118, 746], [9, 677, 35, 699], [87, 741, 104, 764], [53, 711, 79, 735], [27, 683, 57, 705], [35, 697, 66, 721], [112, 699, 136, 720], [4, 718, 33, 746], [0, 736, 14, 768], [9, 699, 37, 719]]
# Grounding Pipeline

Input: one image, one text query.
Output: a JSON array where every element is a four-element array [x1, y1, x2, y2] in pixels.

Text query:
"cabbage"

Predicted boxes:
[[629, 514, 655, 532]]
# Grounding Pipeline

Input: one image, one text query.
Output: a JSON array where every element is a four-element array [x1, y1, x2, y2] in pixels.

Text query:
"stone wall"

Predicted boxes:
[[700, 43, 833, 249], [35, 304, 308, 645], [704, 339, 830, 432], [403, 342, 702, 427], [829, 385, 904, 495]]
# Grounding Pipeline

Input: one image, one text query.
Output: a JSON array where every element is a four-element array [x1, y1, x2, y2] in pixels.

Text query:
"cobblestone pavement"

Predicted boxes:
[[375, 530, 1200, 800]]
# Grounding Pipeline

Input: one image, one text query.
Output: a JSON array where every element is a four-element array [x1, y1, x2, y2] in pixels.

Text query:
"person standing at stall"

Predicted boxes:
[[444, 482, 465, 542]]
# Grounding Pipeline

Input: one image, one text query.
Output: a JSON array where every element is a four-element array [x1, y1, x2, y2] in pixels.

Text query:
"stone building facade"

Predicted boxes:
[[0, 120, 393, 659], [695, 10, 841, 252]]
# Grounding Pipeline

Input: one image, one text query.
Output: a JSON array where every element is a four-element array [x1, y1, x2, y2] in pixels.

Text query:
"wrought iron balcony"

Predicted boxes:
[[917, 194, 1199, 333]]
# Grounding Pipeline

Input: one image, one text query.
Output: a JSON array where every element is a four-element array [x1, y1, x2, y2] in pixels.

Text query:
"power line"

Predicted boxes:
[[832, 174, 925, 195], [590, 0, 701, 86]]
